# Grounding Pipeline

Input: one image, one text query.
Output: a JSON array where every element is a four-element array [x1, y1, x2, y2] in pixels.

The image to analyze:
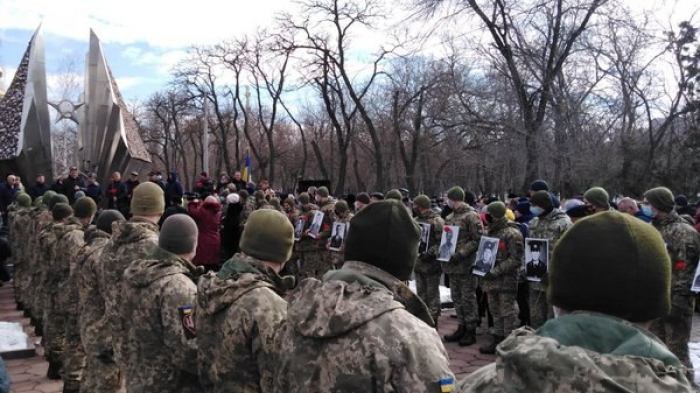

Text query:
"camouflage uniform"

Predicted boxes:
[[293, 203, 323, 280], [30, 210, 54, 323], [481, 217, 523, 337], [8, 205, 29, 306], [527, 209, 572, 329], [649, 211, 700, 370], [196, 254, 288, 393], [457, 313, 694, 393], [120, 247, 202, 393], [441, 203, 484, 331], [329, 210, 353, 269], [274, 261, 454, 393], [54, 218, 89, 391], [101, 218, 159, 370], [41, 222, 68, 366], [414, 209, 445, 322], [301, 198, 335, 279], [77, 228, 121, 393], [240, 199, 255, 227]]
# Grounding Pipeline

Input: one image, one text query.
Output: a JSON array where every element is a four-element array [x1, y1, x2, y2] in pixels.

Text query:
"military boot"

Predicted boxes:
[[443, 324, 465, 342], [46, 357, 62, 380], [479, 335, 504, 354], [458, 327, 477, 346]]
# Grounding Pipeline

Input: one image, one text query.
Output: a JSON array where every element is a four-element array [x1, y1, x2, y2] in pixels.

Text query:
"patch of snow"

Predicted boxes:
[[688, 342, 700, 386], [408, 280, 453, 305], [0, 321, 29, 352]]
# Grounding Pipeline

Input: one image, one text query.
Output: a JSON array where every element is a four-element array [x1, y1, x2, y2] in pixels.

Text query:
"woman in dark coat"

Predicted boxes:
[[188, 195, 222, 270], [220, 193, 243, 261]]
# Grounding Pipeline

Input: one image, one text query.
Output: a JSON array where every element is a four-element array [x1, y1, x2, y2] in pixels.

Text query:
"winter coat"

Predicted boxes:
[[457, 312, 694, 392], [28, 182, 49, 201], [481, 217, 523, 293], [165, 172, 184, 205], [159, 204, 189, 228], [189, 200, 222, 267], [441, 203, 484, 274], [106, 181, 128, 213], [220, 203, 243, 260], [0, 182, 17, 215], [62, 175, 86, 204], [528, 208, 572, 292], [85, 183, 102, 205]]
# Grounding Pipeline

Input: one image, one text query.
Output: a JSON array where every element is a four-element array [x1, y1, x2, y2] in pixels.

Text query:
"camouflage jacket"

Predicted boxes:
[[314, 198, 336, 248], [415, 210, 445, 275], [527, 209, 572, 292], [294, 204, 320, 252], [273, 261, 453, 393], [652, 211, 700, 295], [121, 246, 203, 393], [196, 253, 289, 393], [285, 208, 300, 227], [101, 217, 160, 365], [329, 211, 354, 265], [76, 228, 112, 356], [481, 218, 524, 293], [441, 203, 484, 274], [457, 312, 694, 393], [55, 218, 87, 316], [240, 199, 255, 227], [9, 207, 29, 266]]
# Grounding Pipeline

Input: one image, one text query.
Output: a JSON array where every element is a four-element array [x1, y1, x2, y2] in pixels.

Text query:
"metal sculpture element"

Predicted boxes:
[[48, 99, 83, 124], [79, 30, 151, 189], [0, 26, 53, 183]]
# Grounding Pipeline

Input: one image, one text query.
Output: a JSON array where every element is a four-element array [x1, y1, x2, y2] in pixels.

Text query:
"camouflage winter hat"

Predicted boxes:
[[549, 211, 670, 322], [131, 182, 165, 216], [73, 196, 97, 219], [42, 190, 57, 206], [487, 201, 507, 219], [298, 192, 311, 205], [447, 186, 465, 202], [344, 200, 420, 281], [583, 187, 610, 209], [96, 210, 126, 234], [413, 195, 431, 210], [240, 210, 294, 262], [160, 214, 198, 255], [644, 187, 675, 213], [49, 194, 69, 210], [52, 203, 73, 221], [335, 200, 349, 214], [386, 189, 403, 201], [317, 186, 330, 198], [15, 193, 31, 207]]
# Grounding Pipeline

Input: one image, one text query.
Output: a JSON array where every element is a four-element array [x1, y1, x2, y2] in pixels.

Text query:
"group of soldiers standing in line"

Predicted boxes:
[[3, 175, 700, 392]]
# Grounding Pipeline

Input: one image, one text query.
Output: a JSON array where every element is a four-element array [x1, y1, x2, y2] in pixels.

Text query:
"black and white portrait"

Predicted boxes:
[[691, 264, 700, 293], [525, 239, 549, 282], [419, 223, 431, 254], [308, 211, 325, 239], [294, 217, 305, 241], [329, 222, 347, 251], [437, 225, 459, 262], [473, 237, 499, 276]]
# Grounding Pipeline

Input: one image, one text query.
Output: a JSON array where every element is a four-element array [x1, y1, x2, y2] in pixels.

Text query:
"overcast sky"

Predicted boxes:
[[0, 0, 697, 102]]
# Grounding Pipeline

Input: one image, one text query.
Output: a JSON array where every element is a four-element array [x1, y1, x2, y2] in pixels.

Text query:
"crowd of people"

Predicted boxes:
[[0, 169, 698, 392]]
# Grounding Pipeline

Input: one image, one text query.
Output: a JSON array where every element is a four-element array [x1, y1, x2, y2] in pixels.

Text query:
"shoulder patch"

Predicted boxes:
[[179, 305, 196, 339]]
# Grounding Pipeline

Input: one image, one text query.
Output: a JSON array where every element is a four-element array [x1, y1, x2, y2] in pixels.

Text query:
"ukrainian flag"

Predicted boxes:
[[242, 150, 253, 183]]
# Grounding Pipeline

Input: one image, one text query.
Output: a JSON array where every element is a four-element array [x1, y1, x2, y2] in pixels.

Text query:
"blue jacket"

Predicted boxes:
[[165, 172, 184, 204], [29, 183, 49, 201], [0, 182, 18, 214]]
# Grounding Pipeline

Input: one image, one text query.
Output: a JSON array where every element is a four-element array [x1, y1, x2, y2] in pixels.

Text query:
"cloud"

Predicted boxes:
[[115, 76, 145, 91]]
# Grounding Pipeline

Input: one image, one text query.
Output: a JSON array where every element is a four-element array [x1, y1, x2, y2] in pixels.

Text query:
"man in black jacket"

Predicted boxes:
[[29, 174, 49, 201], [62, 167, 85, 204]]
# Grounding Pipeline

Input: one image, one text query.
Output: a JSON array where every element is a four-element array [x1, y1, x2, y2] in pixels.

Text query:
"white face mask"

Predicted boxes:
[[447, 200, 454, 209]]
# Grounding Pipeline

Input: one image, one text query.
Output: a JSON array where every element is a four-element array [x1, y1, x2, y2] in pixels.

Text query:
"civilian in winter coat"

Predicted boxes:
[[159, 197, 189, 228], [189, 196, 222, 269], [62, 167, 86, 205], [220, 193, 243, 260], [29, 174, 49, 201], [106, 172, 128, 215], [165, 172, 184, 207]]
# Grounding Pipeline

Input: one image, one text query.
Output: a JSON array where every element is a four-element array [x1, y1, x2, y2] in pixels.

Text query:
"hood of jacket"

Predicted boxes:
[[53, 218, 83, 240], [84, 226, 110, 243], [197, 254, 293, 315], [124, 246, 199, 289], [286, 261, 433, 339], [113, 217, 159, 247], [168, 171, 179, 182]]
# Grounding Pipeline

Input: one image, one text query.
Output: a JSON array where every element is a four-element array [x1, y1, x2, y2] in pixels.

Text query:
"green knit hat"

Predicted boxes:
[[52, 203, 73, 221], [15, 193, 31, 207], [487, 201, 507, 218], [240, 210, 294, 262], [413, 195, 430, 210], [317, 186, 329, 198], [344, 200, 420, 281], [549, 211, 670, 322], [584, 187, 610, 209], [335, 200, 349, 214], [160, 214, 198, 255], [49, 194, 69, 210], [238, 189, 249, 201], [298, 192, 310, 205], [644, 187, 675, 213], [42, 190, 57, 207], [447, 186, 465, 202], [33, 197, 43, 208], [386, 189, 402, 200], [530, 191, 553, 210], [73, 196, 97, 219], [96, 210, 126, 234], [254, 190, 266, 201], [131, 182, 165, 216]]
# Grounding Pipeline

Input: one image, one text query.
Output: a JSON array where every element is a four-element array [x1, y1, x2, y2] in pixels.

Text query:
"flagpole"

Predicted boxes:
[[202, 98, 210, 175]]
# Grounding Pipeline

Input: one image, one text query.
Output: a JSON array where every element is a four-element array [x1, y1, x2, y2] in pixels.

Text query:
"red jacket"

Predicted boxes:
[[188, 200, 222, 266]]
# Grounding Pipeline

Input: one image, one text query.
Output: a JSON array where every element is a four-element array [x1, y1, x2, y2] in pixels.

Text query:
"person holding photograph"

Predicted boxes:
[[527, 190, 572, 329], [479, 201, 523, 355], [413, 194, 445, 328], [442, 186, 484, 346], [525, 241, 547, 279], [293, 193, 319, 280], [328, 201, 353, 269]]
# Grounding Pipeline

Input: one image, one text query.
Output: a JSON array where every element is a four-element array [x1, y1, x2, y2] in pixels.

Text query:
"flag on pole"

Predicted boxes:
[[242, 149, 253, 183]]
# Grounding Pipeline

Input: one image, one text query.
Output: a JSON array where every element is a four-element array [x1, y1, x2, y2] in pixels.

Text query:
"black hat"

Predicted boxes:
[[530, 180, 549, 192], [356, 193, 371, 205], [370, 192, 384, 200], [675, 195, 689, 206], [528, 240, 544, 252]]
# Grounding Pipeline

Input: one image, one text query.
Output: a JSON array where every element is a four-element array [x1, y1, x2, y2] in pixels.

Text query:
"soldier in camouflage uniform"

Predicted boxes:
[[442, 186, 484, 346], [283, 197, 299, 226], [457, 211, 695, 393], [274, 200, 454, 393], [238, 190, 254, 227], [120, 214, 203, 392], [293, 193, 320, 280], [28, 191, 58, 328], [42, 202, 74, 379], [76, 210, 125, 393], [102, 182, 163, 376], [413, 195, 445, 325], [479, 202, 523, 354], [327, 200, 353, 269], [197, 210, 294, 393], [300, 186, 335, 279], [54, 197, 97, 393], [9, 193, 32, 308], [527, 190, 572, 329], [644, 187, 700, 371], [253, 190, 272, 210]]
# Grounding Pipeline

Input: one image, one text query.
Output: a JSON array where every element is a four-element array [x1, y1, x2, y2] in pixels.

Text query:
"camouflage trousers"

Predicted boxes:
[[13, 259, 26, 305], [415, 272, 441, 320], [43, 293, 65, 359], [449, 274, 479, 329], [82, 354, 121, 393], [298, 250, 333, 280], [486, 291, 519, 337], [649, 293, 694, 371], [62, 309, 86, 391], [528, 287, 553, 329]]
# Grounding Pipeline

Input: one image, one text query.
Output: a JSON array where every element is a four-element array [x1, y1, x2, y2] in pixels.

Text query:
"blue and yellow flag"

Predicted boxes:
[[242, 149, 253, 183]]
